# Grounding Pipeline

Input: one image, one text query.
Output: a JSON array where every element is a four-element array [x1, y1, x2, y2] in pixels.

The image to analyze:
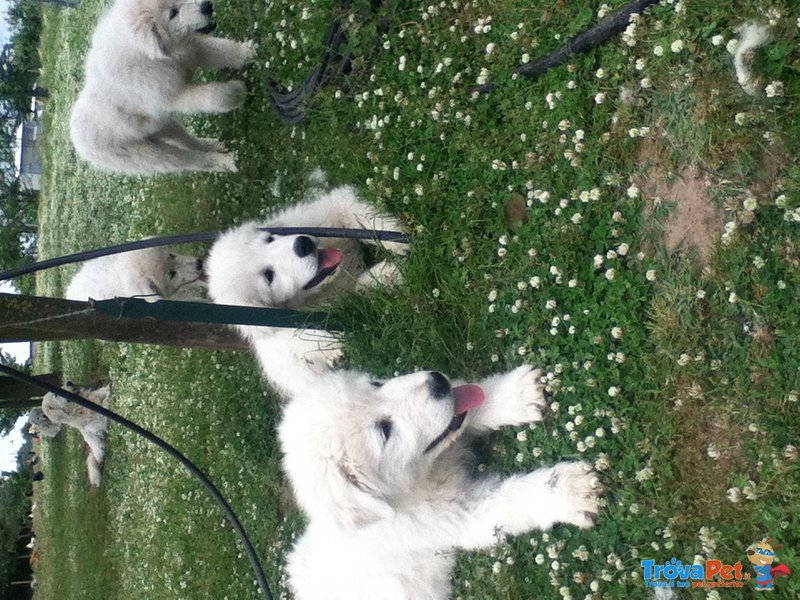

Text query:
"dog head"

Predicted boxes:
[[163, 252, 207, 297], [278, 370, 485, 529], [129, 0, 217, 58], [28, 408, 63, 438], [206, 222, 343, 309]]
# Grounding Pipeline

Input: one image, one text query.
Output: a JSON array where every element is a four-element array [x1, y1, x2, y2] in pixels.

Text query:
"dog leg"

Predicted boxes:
[[456, 462, 600, 550], [169, 81, 247, 114], [468, 365, 548, 431], [126, 139, 237, 173], [194, 37, 256, 70], [250, 328, 344, 398], [158, 122, 226, 152]]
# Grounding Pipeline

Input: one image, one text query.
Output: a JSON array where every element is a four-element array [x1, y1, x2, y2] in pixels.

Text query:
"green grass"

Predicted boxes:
[[30, 0, 800, 598]]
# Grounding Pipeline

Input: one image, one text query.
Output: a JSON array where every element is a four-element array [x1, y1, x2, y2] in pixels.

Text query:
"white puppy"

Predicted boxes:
[[206, 185, 407, 390], [66, 247, 206, 301], [279, 365, 601, 599], [70, 0, 254, 175], [31, 384, 112, 488]]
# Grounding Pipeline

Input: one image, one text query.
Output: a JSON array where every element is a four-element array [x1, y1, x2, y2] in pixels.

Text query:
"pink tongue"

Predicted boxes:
[[318, 247, 343, 270], [453, 384, 485, 414]]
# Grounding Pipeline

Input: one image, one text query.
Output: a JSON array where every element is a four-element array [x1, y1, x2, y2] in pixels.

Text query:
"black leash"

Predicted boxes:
[[0, 227, 409, 282], [0, 364, 273, 600]]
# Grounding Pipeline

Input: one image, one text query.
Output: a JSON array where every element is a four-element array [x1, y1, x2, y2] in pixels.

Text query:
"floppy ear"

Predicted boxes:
[[329, 454, 395, 528], [130, 6, 171, 58]]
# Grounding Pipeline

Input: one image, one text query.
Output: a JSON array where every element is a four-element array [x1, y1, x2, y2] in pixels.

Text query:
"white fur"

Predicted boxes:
[[70, 0, 254, 175], [205, 185, 407, 393], [32, 384, 112, 488], [279, 365, 601, 599], [66, 247, 205, 301], [733, 22, 771, 96]]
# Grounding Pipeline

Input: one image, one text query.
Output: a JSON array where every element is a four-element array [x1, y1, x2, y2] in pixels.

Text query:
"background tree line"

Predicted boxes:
[[1, 0, 44, 294]]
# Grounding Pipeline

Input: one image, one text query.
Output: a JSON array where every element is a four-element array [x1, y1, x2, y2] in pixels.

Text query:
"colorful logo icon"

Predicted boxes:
[[746, 539, 791, 591]]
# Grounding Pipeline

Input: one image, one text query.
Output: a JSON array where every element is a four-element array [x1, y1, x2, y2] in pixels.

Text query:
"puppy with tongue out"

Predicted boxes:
[[279, 364, 602, 599], [206, 185, 408, 395]]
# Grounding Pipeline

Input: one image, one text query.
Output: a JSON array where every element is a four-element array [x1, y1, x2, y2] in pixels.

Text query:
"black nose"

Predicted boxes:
[[196, 257, 204, 272], [428, 372, 451, 399], [293, 236, 316, 258], [200, 1, 213, 16]]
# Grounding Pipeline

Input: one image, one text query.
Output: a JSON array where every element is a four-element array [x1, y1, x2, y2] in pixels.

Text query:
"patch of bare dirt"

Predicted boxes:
[[638, 140, 725, 264]]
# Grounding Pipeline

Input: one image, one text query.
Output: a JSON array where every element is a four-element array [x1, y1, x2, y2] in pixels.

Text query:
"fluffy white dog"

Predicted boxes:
[[278, 365, 601, 599], [29, 384, 112, 488], [66, 247, 206, 301], [70, 0, 254, 175], [206, 185, 407, 390]]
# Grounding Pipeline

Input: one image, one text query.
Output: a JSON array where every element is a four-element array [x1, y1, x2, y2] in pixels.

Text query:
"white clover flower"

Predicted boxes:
[[521, 52, 530, 63], [535, 553, 545, 565], [597, 4, 611, 18], [568, 278, 577, 288], [529, 276, 541, 289], [635, 58, 646, 70], [743, 196, 757, 211], [595, 68, 605, 79], [593, 254, 604, 268], [711, 34, 724, 46], [640, 77, 652, 89], [670, 39, 684, 53], [617, 242, 629, 256], [607, 386, 620, 397], [753, 256, 766, 269], [517, 430, 528, 442], [645, 269, 657, 281], [627, 183, 639, 198], [604, 268, 616, 281], [485, 42, 497, 55], [545, 299, 557, 309], [726, 38, 738, 54], [517, 346, 527, 356], [734, 112, 748, 125], [635, 465, 654, 481], [706, 443, 721, 459], [611, 326, 623, 339], [784, 445, 798, 461], [594, 92, 607, 104], [765, 81, 784, 98], [571, 212, 583, 224], [488, 289, 498, 301], [653, 45, 664, 56], [728, 292, 737, 303]]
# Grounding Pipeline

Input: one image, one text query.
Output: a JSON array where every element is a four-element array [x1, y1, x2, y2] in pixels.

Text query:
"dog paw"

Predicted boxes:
[[473, 365, 548, 430], [543, 462, 601, 529], [355, 261, 403, 291], [209, 152, 238, 173], [374, 214, 410, 255], [221, 80, 247, 110], [242, 40, 257, 63]]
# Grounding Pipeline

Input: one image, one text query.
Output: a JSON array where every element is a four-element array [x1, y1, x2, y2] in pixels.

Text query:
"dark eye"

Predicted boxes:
[[266, 235, 275, 244], [263, 269, 274, 284], [377, 419, 392, 443], [168, 270, 177, 279], [168, 7, 179, 19], [370, 381, 383, 388]]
